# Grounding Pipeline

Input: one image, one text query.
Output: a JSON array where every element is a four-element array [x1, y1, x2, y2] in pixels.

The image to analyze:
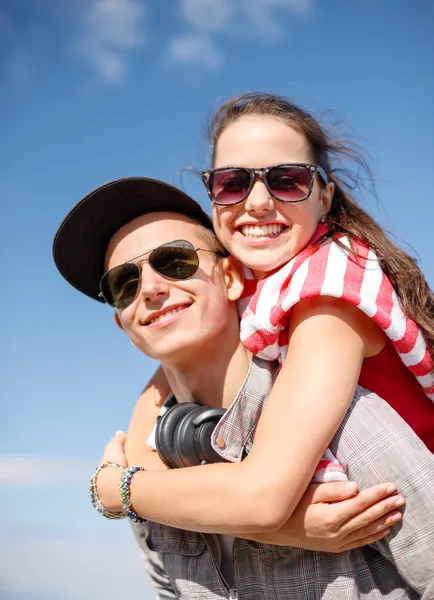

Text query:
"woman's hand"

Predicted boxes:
[[95, 431, 128, 513], [242, 481, 405, 551]]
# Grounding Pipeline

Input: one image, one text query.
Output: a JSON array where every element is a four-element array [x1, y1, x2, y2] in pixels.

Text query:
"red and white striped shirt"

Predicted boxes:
[[238, 224, 434, 481], [240, 224, 434, 400]]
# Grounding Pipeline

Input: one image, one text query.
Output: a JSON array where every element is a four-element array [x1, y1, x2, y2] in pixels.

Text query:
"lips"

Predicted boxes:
[[144, 303, 192, 326], [240, 223, 286, 238]]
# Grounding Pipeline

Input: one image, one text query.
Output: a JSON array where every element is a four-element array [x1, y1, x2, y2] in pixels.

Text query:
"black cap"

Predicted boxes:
[[53, 177, 214, 303]]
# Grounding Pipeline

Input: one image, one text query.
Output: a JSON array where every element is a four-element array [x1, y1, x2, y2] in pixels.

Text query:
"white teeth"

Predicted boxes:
[[148, 307, 186, 325], [241, 224, 284, 238]]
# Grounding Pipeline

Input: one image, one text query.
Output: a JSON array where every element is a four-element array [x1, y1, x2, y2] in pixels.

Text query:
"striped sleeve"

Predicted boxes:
[[240, 236, 434, 401]]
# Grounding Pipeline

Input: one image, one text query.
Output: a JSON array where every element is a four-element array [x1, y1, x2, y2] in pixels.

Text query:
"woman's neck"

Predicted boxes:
[[162, 335, 251, 409]]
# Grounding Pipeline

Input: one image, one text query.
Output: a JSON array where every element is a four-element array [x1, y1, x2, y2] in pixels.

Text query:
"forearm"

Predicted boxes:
[[124, 366, 170, 470], [99, 456, 309, 534], [130, 448, 169, 471]]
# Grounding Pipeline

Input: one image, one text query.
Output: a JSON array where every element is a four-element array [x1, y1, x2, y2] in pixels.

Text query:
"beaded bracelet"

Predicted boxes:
[[90, 462, 126, 520], [119, 465, 147, 524]]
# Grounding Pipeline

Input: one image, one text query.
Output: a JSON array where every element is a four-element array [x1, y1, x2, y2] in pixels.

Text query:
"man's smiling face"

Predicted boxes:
[[105, 212, 240, 364]]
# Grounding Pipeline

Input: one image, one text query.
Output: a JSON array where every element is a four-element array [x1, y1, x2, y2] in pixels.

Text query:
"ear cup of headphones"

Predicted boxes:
[[172, 406, 206, 468], [155, 403, 199, 469], [192, 408, 227, 464], [155, 402, 228, 468], [173, 406, 227, 467]]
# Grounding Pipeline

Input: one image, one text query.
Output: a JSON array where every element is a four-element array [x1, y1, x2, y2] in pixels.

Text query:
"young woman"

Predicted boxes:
[[201, 92, 434, 478]]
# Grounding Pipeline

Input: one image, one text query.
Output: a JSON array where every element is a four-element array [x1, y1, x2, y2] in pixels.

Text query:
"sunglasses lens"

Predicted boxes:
[[267, 165, 312, 202], [209, 168, 251, 205], [150, 244, 199, 280], [100, 263, 140, 309]]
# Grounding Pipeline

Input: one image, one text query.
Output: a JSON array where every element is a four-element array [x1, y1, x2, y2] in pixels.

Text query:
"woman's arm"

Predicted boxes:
[[119, 365, 401, 549], [98, 296, 389, 534], [244, 481, 400, 551]]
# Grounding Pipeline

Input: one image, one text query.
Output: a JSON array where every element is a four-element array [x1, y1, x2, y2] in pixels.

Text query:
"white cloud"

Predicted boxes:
[[0, 533, 153, 600], [167, 0, 315, 67], [167, 32, 222, 70], [0, 455, 93, 487], [179, 0, 233, 31], [1, 0, 315, 86], [72, 0, 147, 84]]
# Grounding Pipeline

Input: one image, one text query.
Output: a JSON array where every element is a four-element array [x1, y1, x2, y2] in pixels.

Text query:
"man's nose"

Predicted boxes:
[[137, 262, 170, 302], [243, 179, 275, 213]]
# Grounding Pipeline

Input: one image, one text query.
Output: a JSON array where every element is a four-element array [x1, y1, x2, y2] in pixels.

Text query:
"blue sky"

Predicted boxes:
[[1, 1, 433, 598]]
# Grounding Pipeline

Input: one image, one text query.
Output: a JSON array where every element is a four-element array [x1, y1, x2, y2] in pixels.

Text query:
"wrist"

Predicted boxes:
[[120, 465, 146, 523], [97, 466, 123, 512]]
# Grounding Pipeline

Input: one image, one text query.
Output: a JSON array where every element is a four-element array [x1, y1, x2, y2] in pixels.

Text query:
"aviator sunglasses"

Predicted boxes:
[[201, 163, 328, 206], [99, 239, 223, 309]]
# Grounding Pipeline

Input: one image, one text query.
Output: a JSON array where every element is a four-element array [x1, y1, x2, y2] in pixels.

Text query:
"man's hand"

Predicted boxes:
[[101, 430, 128, 467], [242, 481, 405, 552]]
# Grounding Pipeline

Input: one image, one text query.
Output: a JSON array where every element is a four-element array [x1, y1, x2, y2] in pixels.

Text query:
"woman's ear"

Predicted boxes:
[[114, 310, 124, 330], [321, 181, 335, 215], [220, 256, 245, 302]]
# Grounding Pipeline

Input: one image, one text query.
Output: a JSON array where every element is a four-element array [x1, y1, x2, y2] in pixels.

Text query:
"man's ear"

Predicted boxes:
[[220, 256, 245, 302], [114, 310, 124, 330]]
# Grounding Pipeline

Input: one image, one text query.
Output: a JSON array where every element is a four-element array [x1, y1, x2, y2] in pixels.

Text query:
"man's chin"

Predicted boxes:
[[140, 338, 196, 364]]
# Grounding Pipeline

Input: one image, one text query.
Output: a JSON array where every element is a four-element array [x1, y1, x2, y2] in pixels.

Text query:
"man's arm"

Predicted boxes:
[[331, 386, 434, 597], [124, 366, 170, 470]]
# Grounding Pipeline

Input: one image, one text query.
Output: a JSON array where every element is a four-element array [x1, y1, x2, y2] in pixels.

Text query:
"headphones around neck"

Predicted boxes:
[[154, 397, 228, 468]]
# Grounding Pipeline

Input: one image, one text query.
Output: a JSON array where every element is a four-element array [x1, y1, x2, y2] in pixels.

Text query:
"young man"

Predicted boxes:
[[54, 177, 434, 599]]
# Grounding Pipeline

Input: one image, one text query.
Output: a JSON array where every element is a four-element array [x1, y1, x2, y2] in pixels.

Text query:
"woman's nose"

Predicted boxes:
[[243, 179, 275, 213]]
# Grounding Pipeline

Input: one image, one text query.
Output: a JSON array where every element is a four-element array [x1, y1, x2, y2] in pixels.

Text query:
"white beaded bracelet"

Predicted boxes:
[[89, 462, 126, 519]]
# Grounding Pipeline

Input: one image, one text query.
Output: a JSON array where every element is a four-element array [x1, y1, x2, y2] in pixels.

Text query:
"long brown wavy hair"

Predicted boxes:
[[208, 92, 434, 359]]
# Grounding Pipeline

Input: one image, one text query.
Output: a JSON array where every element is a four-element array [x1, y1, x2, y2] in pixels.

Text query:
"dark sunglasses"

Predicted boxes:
[[99, 239, 222, 309], [201, 163, 328, 206]]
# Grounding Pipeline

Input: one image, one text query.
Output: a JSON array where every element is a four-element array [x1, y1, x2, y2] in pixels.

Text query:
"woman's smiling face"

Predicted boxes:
[[211, 115, 334, 278]]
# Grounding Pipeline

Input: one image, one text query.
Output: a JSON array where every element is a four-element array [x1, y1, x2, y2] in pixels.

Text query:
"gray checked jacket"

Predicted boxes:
[[132, 358, 434, 600]]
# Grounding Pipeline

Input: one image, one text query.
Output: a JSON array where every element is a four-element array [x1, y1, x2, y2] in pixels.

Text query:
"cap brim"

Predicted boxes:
[[53, 177, 214, 302]]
